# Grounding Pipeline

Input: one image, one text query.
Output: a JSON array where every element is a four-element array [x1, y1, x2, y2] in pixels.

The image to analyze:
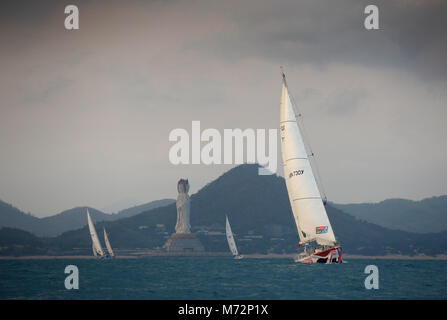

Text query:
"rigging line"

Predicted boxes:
[[297, 110, 328, 203], [283, 72, 328, 203]]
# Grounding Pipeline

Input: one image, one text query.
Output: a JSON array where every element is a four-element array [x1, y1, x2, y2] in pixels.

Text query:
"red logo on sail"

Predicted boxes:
[[316, 226, 328, 234]]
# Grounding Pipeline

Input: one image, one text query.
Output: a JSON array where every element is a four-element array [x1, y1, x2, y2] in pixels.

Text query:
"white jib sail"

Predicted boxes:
[[87, 209, 104, 257], [279, 76, 336, 246], [226, 215, 239, 256], [103, 228, 115, 257]]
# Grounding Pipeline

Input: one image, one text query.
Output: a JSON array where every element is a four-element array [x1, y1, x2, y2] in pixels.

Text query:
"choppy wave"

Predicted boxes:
[[0, 258, 446, 299]]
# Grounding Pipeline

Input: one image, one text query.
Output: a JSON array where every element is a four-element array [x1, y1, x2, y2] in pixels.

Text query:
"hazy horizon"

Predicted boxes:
[[1, 0, 446, 217], [1, 163, 446, 218]]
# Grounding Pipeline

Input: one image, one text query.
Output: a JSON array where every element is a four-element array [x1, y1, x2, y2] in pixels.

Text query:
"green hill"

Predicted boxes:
[[0, 201, 42, 235], [0, 199, 174, 237], [115, 199, 175, 219], [0, 227, 48, 256], [48, 164, 447, 256], [332, 196, 447, 233]]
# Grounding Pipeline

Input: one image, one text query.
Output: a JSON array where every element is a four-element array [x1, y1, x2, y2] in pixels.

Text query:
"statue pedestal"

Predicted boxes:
[[163, 233, 205, 253]]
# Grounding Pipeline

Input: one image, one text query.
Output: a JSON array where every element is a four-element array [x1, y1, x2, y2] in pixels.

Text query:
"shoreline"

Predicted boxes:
[[1, 253, 447, 260], [243, 253, 447, 260], [0, 255, 138, 260], [343, 254, 447, 260]]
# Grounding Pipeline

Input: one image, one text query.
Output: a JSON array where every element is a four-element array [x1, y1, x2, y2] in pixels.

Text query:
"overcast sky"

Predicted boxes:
[[1, 0, 446, 217]]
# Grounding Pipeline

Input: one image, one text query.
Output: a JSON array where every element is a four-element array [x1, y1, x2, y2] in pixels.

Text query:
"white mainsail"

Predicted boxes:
[[226, 215, 239, 256], [279, 73, 337, 246], [103, 228, 115, 257], [87, 209, 104, 257]]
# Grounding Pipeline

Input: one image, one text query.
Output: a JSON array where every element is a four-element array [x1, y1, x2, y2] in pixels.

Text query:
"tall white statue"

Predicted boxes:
[[175, 179, 191, 234]]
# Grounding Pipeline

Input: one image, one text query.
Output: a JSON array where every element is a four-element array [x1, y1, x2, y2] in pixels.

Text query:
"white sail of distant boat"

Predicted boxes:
[[226, 215, 243, 259], [279, 71, 342, 264], [103, 228, 115, 258], [87, 209, 104, 257]]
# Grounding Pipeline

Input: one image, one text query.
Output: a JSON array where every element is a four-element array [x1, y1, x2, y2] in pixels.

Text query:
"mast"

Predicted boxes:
[[225, 215, 239, 256], [104, 228, 115, 257], [87, 209, 105, 257], [279, 72, 336, 246]]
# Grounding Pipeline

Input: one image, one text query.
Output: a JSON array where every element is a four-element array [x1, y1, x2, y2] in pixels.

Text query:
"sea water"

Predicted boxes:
[[0, 258, 446, 300]]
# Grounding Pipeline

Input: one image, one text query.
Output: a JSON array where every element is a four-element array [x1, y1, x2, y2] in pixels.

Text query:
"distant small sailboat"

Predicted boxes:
[[279, 71, 342, 264], [226, 215, 243, 259], [103, 227, 115, 258], [87, 209, 105, 258]]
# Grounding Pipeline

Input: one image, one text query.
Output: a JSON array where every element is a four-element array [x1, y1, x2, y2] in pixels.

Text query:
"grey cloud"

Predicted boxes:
[[185, 0, 447, 81], [0, 0, 446, 215], [324, 89, 368, 117]]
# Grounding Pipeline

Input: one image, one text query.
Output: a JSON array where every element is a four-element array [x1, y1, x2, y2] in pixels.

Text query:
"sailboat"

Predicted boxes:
[[87, 209, 105, 259], [226, 215, 243, 259], [103, 227, 115, 258], [279, 71, 342, 264]]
